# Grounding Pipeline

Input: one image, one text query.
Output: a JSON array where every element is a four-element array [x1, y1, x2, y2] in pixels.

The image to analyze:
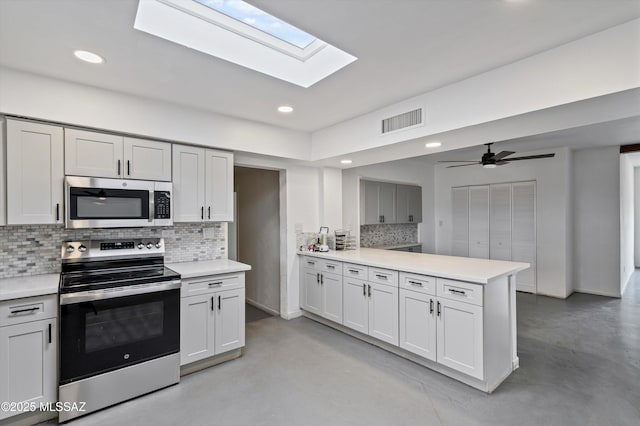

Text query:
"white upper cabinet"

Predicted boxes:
[[362, 180, 396, 225], [6, 119, 64, 225], [123, 137, 172, 181], [468, 185, 490, 259], [205, 149, 234, 222], [172, 145, 234, 223], [65, 128, 123, 178], [65, 129, 171, 181], [396, 184, 422, 223]]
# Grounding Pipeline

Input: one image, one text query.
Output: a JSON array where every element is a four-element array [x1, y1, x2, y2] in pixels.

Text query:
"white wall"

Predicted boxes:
[[634, 167, 640, 268], [572, 147, 621, 297], [235, 167, 281, 315], [620, 156, 634, 295], [342, 158, 435, 253], [0, 67, 311, 160], [434, 148, 572, 298], [312, 19, 640, 160], [319, 168, 343, 232]]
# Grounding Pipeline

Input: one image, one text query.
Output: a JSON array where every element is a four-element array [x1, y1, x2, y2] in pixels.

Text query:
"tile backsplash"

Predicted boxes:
[[0, 223, 227, 279], [360, 223, 418, 247]]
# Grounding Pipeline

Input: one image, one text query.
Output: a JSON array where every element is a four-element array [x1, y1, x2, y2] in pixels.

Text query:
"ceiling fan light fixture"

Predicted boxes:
[[483, 163, 497, 169]]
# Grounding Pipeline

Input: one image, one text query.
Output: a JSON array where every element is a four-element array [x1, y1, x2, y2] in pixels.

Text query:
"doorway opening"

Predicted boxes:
[[619, 150, 640, 298], [231, 166, 281, 322]]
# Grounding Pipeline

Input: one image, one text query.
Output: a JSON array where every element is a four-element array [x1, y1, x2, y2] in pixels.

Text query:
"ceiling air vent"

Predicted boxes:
[[381, 108, 423, 134]]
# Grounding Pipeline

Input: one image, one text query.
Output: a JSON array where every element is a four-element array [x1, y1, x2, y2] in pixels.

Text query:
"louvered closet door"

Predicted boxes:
[[451, 187, 469, 257], [512, 181, 536, 293], [490, 184, 512, 261], [468, 186, 489, 259]]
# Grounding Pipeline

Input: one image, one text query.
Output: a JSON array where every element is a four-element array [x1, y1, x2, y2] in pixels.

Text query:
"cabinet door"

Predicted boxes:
[[396, 184, 410, 223], [302, 269, 322, 315], [468, 185, 489, 259], [205, 149, 234, 222], [215, 288, 245, 354], [490, 184, 512, 261], [0, 119, 5, 225], [321, 272, 343, 324], [172, 145, 206, 222], [399, 289, 436, 361], [363, 180, 382, 225], [512, 181, 537, 293], [123, 137, 172, 181], [342, 277, 368, 334], [64, 128, 123, 178], [180, 294, 215, 365], [436, 298, 484, 380], [368, 282, 399, 345], [379, 182, 397, 224], [407, 185, 422, 223], [7, 120, 64, 225], [0, 319, 56, 420], [451, 187, 469, 257]]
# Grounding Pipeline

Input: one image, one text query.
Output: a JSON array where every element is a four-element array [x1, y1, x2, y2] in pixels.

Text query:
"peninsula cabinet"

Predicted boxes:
[[65, 129, 172, 181], [0, 295, 57, 421], [180, 273, 245, 366], [6, 119, 64, 225], [172, 145, 234, 223], [301, 258, 343, 323]]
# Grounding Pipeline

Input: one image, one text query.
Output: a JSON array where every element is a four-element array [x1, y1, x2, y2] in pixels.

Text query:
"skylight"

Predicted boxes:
[[193, 0, 316, 49], [134, 0, 357, 87]]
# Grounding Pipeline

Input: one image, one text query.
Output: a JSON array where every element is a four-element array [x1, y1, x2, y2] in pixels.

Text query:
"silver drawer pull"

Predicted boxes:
[[348, 269, 359, 274], [327, 265, 335, 269], [449, 289, 466, 296], [408, 280, 423, 287], [375, 274, 388, 280], [208, 282, 223, 287], [307, 261, 315, 265], [10, 307, 40, 315]]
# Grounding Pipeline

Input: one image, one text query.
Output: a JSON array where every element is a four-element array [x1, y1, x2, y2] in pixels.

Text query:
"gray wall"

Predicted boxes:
[[235, 167, 280, 314]]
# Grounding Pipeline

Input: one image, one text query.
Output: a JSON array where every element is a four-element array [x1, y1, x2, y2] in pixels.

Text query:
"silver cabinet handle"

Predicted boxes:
[[375, 274, 388, 280], [437, 301, 441, 317], [117, 159, 121, 175], [10, 307, 40, 315], [201, 206, 204, 220], [408, 280, 423, 287], [430, 299, 434, 315], [211, 296, 214, 311], [367, 284, 371, 297], [316, 273, 319, 283], [208, 206, 211, 220], [449, 289, 467, 296], [127, 160, 131, 176], [208, 282, 222, 287], [320, 274, 324, 285], [348, 269, 358, 274], [362, 283, 366, 296], [327, 265, 335, 270], [218, 295, 221, 310]]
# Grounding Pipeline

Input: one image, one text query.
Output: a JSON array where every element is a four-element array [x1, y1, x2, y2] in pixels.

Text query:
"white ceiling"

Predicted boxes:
[[1, 0, 639, 133]]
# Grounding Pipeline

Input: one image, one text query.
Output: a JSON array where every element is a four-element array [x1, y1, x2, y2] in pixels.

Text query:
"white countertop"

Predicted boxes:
[[299, 248, 528, 284], [370, 243, 422, 250], [0, 274, 60, 301], [167, 259, 251, 279]]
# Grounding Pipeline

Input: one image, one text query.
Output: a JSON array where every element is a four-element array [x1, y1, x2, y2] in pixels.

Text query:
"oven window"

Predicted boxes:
[[85, 301, 164, 353], [77, 196, 142, 218]]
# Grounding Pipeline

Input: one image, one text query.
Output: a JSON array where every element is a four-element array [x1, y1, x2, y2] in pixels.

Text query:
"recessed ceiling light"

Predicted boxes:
[[340, 159, 353, 164], [425, 142, 441, 148], [73, 50, 104, 64], [278, 106, 294, 113]]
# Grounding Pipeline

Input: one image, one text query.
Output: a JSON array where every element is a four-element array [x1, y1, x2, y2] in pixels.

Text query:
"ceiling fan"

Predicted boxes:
[[439, 143, 555, 169]]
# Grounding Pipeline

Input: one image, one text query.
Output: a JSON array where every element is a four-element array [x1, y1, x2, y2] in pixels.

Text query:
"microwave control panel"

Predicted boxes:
[[154, 191, 171, 219]]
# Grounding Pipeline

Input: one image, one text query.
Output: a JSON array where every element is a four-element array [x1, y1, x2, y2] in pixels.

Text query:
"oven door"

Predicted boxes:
[[65, 176, 155, 229], [59, 285, 180, 384]]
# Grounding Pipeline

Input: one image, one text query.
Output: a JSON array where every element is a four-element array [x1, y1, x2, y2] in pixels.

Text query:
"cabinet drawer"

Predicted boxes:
[[181, 273, 244, 298], [368, 267, 399, 287], [399, 272, 435, 295], [320, 260, 342, 274], [343, 263, 369, 280], [302, 257, 320, 271], [437, 278, 483, 306], [0, 294, 57, 327]]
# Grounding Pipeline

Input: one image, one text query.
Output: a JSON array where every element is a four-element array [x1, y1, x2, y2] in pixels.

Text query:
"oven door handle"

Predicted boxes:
[[59, 280, 181, 305]]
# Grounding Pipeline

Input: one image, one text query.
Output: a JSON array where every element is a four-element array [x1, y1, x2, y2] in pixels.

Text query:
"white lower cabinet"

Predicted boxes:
[[399, 289, 436, 361], [302, 268, 322, 316], [343, 277, 399, 346], [0, 296, 57, 421], [302, 265, 343, 323], [180, 274, 245, 366], [436, 297, 484, 380]]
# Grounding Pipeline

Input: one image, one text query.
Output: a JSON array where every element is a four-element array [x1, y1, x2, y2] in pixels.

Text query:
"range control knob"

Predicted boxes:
[[146, 242, 153, 249], [155, 242, 162, 249], [137, 243, 145, 250], [66, 246, 75, 253], [78, 245, 87, 253]]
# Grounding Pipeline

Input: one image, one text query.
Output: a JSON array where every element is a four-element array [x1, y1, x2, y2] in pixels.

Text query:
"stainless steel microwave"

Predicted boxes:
[[65, 176, 172, 229]]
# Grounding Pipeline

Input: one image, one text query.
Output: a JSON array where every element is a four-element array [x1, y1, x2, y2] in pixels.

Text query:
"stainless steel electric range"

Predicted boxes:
[[58, 238, 180, 422]]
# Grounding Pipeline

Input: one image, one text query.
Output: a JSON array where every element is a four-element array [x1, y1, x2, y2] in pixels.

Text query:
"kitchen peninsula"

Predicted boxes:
[[299, 248, 528, 392]]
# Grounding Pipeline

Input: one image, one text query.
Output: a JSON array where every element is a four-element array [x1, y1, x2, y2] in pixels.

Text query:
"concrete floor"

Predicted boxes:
[[246, 303, 275, 323], [50, 278, 639, 426]]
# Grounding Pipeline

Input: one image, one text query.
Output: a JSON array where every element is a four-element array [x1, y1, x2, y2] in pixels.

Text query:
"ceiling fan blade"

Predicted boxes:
[[446, 163, 480, 168], [496, 160, 509, 166], [503, 153, 555, 161], [437, 160, 478, 163], [491, 151, 515, 161]]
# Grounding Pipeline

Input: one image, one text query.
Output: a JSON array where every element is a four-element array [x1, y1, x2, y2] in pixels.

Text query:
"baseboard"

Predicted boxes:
[[246, 298, 280, 316], [180, 349, 242, 376], [573, 289, 621, 298], [282, 309, 303, 320]]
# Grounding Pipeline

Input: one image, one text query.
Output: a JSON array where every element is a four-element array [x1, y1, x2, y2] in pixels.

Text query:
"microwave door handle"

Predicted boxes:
[[149, 191, 154, 222]]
